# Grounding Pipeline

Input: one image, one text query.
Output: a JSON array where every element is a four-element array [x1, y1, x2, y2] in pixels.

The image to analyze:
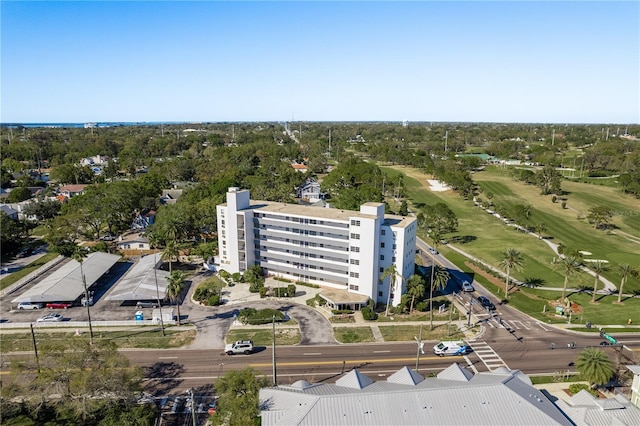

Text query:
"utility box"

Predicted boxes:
[[135, 311, 144, 321], [152, 308, 175, 323]]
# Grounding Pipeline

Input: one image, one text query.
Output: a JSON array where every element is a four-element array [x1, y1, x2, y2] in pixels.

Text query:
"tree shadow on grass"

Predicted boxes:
[[448, 235, 477, 244], [143, 362, 185, 396], [522, 277, 545, 288]]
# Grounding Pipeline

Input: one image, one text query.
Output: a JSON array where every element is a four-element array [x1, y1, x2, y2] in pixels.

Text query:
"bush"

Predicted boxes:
[[287, 284, 296, 297], [415, 301, 428, 312], [274, 276, 292, 283], [569, 383, 599, 397], [259, 287, 267, 298], [239, 308, 284, 325], [249, 281, 264, 293], [207, 294, 221, 306], [361, 306, 377, 321], [306, 297, 317, 307], [332, 309, 354, 315], [272, 287, 290, 297], [296, 281, 320, 288]]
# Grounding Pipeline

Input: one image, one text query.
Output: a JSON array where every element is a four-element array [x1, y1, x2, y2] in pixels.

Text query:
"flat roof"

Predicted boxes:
[[319, 288, 370, 305], [105, 255, 170, 301], [12, 252, 121, 303], [228, 199, 415, 229]]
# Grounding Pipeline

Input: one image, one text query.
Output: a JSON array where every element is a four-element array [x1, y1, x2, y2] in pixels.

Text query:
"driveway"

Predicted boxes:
[[182, 275, 335, 349]]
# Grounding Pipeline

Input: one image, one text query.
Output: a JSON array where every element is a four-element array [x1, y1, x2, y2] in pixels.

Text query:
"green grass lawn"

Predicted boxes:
[[0, 252, 60, 291], [0, 328, 196, 352], [385, 165, 640, 296], [378, 324, 465, 342], [225, 327, 301, 346], [333, 327, 375, 343]]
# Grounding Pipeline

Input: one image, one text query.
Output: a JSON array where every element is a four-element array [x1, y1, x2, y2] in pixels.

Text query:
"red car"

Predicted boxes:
[[46, 302, 72, 309]]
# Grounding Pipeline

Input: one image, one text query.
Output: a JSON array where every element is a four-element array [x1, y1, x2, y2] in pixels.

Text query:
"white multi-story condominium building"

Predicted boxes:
[[217, 187, 417, 308]]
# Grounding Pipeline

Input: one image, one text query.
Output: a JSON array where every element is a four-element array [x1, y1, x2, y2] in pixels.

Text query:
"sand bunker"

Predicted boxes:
[[427, 180, 452, 192]]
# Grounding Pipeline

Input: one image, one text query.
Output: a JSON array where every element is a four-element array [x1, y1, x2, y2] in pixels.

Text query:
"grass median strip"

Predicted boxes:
[[226, 328, 301, 346], [0, 328, 196, 352]]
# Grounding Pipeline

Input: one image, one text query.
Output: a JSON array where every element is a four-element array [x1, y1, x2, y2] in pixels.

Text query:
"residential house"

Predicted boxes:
[[58, 184, 88, 198], [116, 233, 151, 254], [131, 209, 156, 230], [0, 204, 18, 220], [295, 178, 323, 203]]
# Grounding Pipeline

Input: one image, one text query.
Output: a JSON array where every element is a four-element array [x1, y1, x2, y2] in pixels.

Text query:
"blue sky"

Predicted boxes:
[[2, 1, 638, 123]]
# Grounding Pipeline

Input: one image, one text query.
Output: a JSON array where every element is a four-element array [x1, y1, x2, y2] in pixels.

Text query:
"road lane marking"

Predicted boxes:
[[249, 356, 448, 368], [537, 322, 550, 331], [158, 356, 178, 359], [373, 350, 391, 353], [303, 353, 322, 356]]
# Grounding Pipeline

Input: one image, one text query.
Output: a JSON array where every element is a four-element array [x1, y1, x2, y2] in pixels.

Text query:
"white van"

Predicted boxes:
[[433, 340, 469, 356]]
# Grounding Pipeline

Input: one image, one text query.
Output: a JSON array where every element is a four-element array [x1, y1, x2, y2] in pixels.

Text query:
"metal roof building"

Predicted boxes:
[[555, 388, 640, 425], [105, 254, 170, 302], [11, 252, 121, 303], [259, 363, 574, 426]]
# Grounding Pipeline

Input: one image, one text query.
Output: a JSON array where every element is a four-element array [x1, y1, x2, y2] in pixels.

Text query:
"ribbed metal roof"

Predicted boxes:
[[259, 364, 574, 426], [105, 254, 169, 301], [555, 389, 640, 425], [12, 252, 121, 303]]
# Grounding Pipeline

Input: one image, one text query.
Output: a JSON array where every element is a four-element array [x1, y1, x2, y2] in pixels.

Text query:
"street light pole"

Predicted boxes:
[[272, 315, 277, 386], [414, 323, 423, 372]]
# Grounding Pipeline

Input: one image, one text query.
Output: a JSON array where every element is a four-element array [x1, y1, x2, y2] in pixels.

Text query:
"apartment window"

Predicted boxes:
[[392, 244, 397, 249], [380, 255, 384, 260], [350, 233, 360, 240], [350, 259, 360, 265], [380, 242, 385, 248], [350, 246, 360, 253], [378, 291, 383, 297], [379, 267, 384, 273], [381, 229, 386, 235], [351, 219, 361, 226], [349, 284, 359, 291], [392, 257, 396, 262], [350, 272, 359, 278]]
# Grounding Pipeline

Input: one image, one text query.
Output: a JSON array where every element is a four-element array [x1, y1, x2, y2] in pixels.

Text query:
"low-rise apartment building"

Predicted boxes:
[[217, 187, 417, 307]]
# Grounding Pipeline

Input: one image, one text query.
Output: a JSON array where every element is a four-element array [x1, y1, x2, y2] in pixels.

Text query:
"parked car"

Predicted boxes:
[[16, 248, 33, 258], [46, 302, 72, 309], [225, 340, 254, 355], [136, 301, 158, 308], [476, 296, 495, 310], [17, 302, 44, 310], [37, 313, 63, 322], [461, 280, 474, 292], [427, 247, 439, 255]]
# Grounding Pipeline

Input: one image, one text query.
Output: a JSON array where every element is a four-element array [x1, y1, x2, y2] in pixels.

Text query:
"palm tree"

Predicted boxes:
[[430, 265, 450, 330], [575, 348, 615, 387], [167, 271, 185, 326], [499, 248, 524, 299], [617, 264, 638, 304], [589, 261, 608, 303], [555, 256, 583, 302], [162, 240, 179, 273], [72, 246, 94, 345], [406, 274, 426, 313], [380, 264, 399, 317]]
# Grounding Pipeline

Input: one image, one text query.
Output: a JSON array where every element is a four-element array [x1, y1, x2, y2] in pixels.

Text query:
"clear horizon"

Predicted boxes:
[[2, 1, 639, 124]]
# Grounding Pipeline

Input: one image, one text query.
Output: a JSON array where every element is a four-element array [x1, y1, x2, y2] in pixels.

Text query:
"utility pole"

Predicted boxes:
[[189, 388, 196, 426], [30, 323, 40, 374], [272, 315, 277, 386], [414, 323, 423, 372], [551, 129, 555, 146], [154, 252, 165, 336], [444, 130, 448, 153]]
